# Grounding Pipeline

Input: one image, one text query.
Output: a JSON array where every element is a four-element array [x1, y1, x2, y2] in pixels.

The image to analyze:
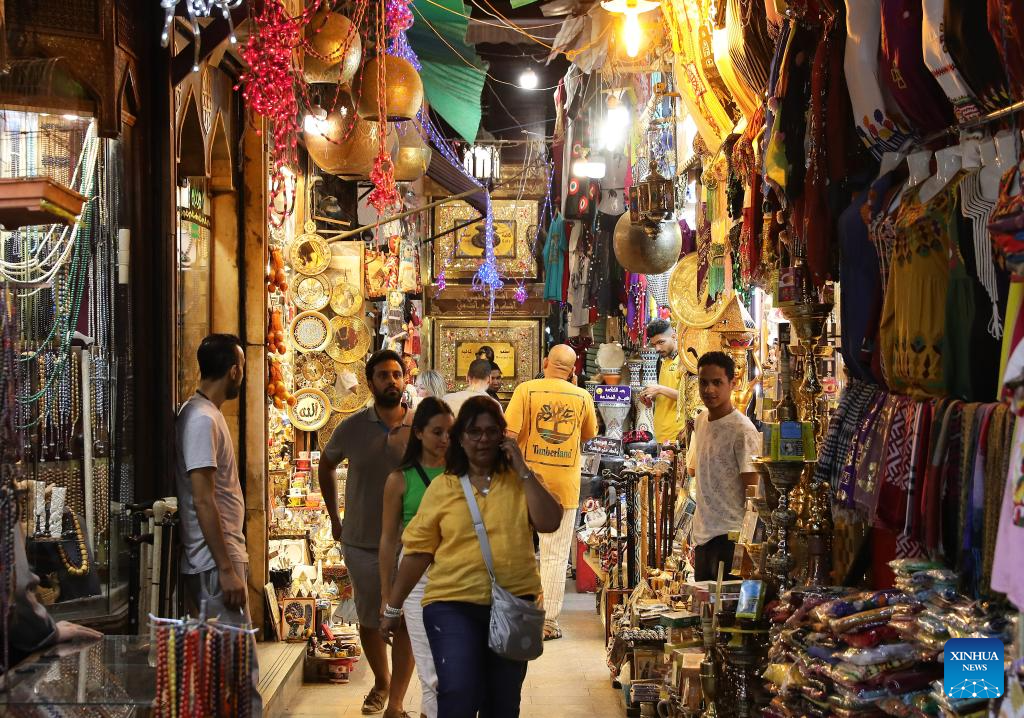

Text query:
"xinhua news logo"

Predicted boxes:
[[943, 638, 1004, 699]]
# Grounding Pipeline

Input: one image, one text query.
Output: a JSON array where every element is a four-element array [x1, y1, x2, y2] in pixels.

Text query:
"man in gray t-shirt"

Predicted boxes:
[[174, 334, 249, 624], [319, 349, 414, 717]]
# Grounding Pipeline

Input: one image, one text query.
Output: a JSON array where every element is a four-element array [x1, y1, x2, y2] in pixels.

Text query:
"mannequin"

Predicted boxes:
[[959, 137, 982, 172], [919, 146, 962, 203], [878, 151, 903, 177], [906, 150, 934, 188], [844, 0, 912, 158], [598, 152, 629, 215], [984, 130, 1018, 201], [921, 0, 981, 123]]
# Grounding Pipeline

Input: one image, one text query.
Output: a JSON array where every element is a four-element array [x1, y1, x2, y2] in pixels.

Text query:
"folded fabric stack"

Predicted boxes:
[[762, 562, 1016, 718]]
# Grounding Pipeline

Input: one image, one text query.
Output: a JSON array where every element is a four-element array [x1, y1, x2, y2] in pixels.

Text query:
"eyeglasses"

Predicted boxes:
[[464, 427, 502, 442]]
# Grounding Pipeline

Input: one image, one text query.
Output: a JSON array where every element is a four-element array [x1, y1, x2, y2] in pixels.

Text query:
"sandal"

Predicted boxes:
[[362, 689, 388, 715], [543, 625, 563, 641]]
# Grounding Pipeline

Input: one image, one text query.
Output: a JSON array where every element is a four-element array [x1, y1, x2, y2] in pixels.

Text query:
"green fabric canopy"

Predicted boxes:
[[409, 0, 489, 143]]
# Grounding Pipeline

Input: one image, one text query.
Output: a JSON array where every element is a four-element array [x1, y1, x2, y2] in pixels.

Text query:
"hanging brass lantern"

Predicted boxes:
[[304, 95, 397, 179], [303, 10, 362, 85], [612, 212, 682, 275], [355, 55, 424, 121], [638, 164, 675, 221], [391, 123, 432, 182]]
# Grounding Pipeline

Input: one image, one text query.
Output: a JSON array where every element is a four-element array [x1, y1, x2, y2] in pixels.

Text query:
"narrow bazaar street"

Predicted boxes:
[[282, 587, 623, 718]]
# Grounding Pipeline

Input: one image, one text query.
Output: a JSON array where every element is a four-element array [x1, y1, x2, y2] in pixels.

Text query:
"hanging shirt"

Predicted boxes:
[[544, 213, 568, 302], [653, 355, 686, 444]]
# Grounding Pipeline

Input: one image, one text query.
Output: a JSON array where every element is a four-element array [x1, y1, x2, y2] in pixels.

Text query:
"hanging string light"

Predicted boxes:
[[368, 1, 401, 214], [239, 0, 324, 226], [160, 0, 243, 71]]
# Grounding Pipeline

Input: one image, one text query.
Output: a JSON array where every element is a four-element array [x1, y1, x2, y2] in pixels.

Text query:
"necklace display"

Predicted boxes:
[[56, 510, 90, 577], [152, 616, 257, 718]]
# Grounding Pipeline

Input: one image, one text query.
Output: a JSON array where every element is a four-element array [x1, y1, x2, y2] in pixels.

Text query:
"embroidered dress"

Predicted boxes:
[[879, 180, 964, 399], [921, 0, 983, 122]]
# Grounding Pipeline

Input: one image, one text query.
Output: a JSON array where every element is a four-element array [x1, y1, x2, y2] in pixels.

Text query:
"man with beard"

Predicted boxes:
[[319, 350, 415, 718], [639, 318, 686, 444], [176, 334, 250, 620]]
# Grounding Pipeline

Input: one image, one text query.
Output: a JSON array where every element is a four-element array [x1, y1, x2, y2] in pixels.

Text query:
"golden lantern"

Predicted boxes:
[[355, 55, 424, 121], [391, 123, 432, 182], [304, 96, 397, 179], [303, 10, 363, 85], [612, 212, 682, 275]]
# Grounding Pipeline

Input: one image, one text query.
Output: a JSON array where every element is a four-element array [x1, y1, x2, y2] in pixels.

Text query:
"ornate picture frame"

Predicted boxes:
[[432, 318, 542, 399], [432, 199, 538, 280]]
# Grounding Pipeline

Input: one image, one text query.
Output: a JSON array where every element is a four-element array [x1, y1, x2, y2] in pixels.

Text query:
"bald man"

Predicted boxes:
[[505, 344, 598, 640]]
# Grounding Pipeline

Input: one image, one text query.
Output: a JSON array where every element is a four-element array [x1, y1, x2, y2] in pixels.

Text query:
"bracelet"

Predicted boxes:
[[383, 604, 403, 618]]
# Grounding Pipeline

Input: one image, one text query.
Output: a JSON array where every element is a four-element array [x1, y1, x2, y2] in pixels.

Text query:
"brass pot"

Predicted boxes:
[[355, 55, 424, 121], [304, 96, 397, 179], [612, 213, 682, 274], [303, 10, 362, 85], [391, 123, 432, 182]]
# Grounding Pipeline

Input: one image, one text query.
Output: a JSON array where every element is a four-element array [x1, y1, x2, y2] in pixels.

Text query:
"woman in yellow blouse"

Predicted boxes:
[[379, 395, 562, 718]]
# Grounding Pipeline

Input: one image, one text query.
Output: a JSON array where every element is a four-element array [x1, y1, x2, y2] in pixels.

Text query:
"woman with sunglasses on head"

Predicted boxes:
[[380, 396, 562, 718], [378, 397, 454, 718]]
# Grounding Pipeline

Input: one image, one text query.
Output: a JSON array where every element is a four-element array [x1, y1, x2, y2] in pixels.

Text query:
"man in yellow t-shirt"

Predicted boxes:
[[640, 318, 686, 444], [504, 344, 598, 640]]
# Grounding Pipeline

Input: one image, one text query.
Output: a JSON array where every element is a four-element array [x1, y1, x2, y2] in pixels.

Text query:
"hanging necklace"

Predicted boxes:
[[196, 389, 212, 402], [470, 473, 493, 496], [57, 511, 90, 576]]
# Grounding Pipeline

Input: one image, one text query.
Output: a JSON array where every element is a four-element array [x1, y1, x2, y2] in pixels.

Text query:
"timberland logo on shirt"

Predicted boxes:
[[532, 444, 572, 459], [534, 402, 578, 444], [943, 638, 1003, 699]]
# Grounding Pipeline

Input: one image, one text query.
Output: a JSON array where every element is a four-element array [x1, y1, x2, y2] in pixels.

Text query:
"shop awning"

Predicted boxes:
[[426, 151, 489, 214], [409, 0, 489, 144]]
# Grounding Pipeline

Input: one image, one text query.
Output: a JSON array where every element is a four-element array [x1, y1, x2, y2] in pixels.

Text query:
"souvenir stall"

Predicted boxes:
[[540, 0, 1024, 714]]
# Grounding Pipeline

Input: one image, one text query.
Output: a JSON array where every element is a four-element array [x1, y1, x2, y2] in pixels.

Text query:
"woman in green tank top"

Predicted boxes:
[[379, 396, 453, 718]]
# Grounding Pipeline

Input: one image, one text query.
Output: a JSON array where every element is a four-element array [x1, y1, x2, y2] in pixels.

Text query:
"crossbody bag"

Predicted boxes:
[[458, 475, 545, 662]]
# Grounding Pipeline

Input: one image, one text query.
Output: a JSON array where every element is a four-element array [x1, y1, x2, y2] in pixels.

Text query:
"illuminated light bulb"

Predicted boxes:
[[600, 102, 630, 150], [623, 10, 642, 58], [303, 106, 329, 134], [519, 68, 539, 90]]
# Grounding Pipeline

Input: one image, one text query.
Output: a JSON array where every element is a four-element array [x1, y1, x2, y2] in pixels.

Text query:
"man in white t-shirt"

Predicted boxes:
[[686, 351, 761, 582], [442, 358, 498, 417], [175, 334, 250, 622]]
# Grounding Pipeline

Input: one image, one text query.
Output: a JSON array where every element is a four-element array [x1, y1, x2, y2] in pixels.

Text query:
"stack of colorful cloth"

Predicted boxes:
[[762, 561, 1016, 718]]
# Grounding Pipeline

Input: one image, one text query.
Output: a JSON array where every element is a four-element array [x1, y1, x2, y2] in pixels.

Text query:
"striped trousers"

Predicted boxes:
[[539, 508, 578, 626]]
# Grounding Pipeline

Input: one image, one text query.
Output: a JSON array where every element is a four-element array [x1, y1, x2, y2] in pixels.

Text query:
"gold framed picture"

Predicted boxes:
[[433, 199, 538, 280], [433, 318, 542, 398]]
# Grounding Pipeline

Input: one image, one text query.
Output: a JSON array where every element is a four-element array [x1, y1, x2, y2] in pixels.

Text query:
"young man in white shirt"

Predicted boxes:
[[442, 358, 498, 417], [686, 351, 761, 582]]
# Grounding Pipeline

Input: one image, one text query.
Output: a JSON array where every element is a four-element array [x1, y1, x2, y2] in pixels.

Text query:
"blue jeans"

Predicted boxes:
[[423, 601, 529, 718]]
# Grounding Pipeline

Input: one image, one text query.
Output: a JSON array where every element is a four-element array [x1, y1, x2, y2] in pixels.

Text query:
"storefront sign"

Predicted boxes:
[[593, 385, 631, 405], [583, 436, 623, 456]]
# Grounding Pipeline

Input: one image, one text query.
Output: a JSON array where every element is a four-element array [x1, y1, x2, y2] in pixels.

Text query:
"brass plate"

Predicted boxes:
[[288, 221, 331, 276], [294, 351, 337, 390], [290, 311, 332, 353], [288, 387, 332, 432], [331, 360, 370, 413], [326, 315, 371, 363], [329, 275, 363, 317], [317, 411, 344, 449], [668, 253, 725, 329], [290, 273, 332, 312]]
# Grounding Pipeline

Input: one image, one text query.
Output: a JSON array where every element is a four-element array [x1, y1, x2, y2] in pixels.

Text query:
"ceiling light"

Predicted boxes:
[[600, 99, 631, 151], [572, 159, 607, 179], [601, 0, 659, 58], [519, 68, 539, 90]]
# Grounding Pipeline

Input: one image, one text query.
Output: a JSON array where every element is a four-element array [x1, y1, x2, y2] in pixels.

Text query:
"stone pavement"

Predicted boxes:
[[282, 584, 624, 717]]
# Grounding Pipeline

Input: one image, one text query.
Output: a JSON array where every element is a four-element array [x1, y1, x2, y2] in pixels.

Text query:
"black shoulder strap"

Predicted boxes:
[[412, 462, 432, 488]]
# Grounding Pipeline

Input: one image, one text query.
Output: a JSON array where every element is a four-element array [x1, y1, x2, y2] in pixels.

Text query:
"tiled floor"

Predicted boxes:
[[282, 584, 624, 717]]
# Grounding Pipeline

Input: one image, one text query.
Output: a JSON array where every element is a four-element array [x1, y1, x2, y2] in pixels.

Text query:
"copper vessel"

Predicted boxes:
[[303, 10, 362, 85], [304, 95, 397, 179], [355, 55, 424, 121], [391, 123, 432, 182], [612, 213, 682, 275]]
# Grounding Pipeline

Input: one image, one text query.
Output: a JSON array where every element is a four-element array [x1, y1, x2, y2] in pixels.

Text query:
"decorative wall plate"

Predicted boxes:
[[288, 221, 331, 276], [290, 273, 332, 312], [668, 252, 725, 329], [290, 311, 332, 353], [329, 275, 363, 317], [317, 411, 344, 449], [331, 360, 370, 413], [326, 315, 371, 363], [294, 351, 337, 389], [289, 387, 332, 432]]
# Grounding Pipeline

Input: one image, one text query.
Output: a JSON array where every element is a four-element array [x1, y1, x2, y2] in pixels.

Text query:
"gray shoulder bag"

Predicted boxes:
[[458, 475, 545, 662]]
